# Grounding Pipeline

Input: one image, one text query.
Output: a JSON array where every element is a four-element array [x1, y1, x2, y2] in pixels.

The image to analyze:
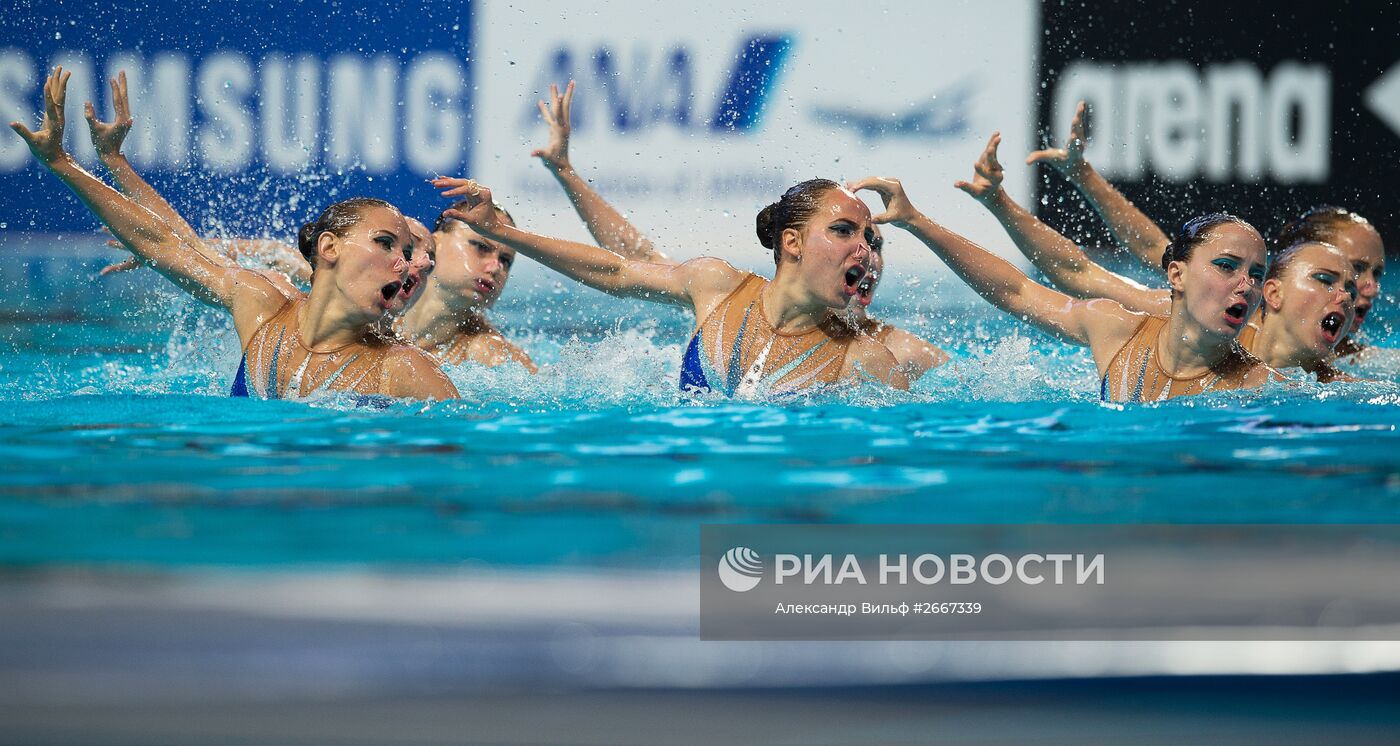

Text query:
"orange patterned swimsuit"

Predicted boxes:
[[678, 274, 857, 398], [230, 300, 396, 400], [1100, 316, 1265, 402]]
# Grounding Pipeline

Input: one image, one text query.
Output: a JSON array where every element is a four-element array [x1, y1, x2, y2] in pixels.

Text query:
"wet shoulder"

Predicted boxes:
[[440, 327, 537, 372], [684, 259, 756, 321], [871, 322, 950, 378], [382, 344, 458, 400], [842, 332, 907, 389], [1217, 343, 1278, 390]]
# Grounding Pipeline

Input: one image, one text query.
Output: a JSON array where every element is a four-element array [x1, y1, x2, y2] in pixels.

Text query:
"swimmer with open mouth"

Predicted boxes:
[[432, 174, 910, 397], [11, 66, 457, 401], [526, 80, 948, 383], [848, 170, 1279, 402], [959, 109, 1370, 382]]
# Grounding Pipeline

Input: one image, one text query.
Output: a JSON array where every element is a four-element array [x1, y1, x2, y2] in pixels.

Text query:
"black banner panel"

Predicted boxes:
[[1035, 3, 1399, 259]]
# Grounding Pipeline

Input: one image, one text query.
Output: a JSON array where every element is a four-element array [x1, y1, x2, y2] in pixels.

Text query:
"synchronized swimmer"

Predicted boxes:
[[9, 69, 1388, 404]]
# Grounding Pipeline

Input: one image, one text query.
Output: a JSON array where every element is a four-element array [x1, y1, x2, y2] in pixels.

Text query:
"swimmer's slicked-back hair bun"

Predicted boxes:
[[756, 178, 841, 264], [1161, 212, 1258, 271], [298, 197, 399, 270], [1274, 205, 1377, 254]]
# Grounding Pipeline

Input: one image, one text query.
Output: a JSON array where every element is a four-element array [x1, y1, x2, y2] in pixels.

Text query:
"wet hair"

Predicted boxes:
[[1160, 212, 1258, 271], [1274, 205, 1378, 254], [756, 178, 841, 264], [297, 197, 399, 270], [433, 201, 516, 233]]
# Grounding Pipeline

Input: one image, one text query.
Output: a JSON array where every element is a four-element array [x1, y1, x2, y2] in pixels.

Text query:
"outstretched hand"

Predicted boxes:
[[85, 70, 134, 158], [1025, 100, 1087, 174], [96, 225, 142, 276], [100, 253, 142, 276], [954, 132, 1005, 203], [432, 177, 505, 236], [530, 80, 575, 172], [846, 177, 923, 228], [9, 66, 71, 165]]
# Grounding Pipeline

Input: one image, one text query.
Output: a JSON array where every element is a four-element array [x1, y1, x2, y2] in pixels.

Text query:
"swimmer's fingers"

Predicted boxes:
[[82, 100, 102, 147], [431, 176, 483, 198], [561, 79, 574, 127], [533, 81, 573, 166], [8, 120, 37, 145], [113, 71, 133, 122], [44, 67, 68, 124], [431, 175, 471, 189], [10, 67, 69, 162], [432, 178, 496, 219], [441, 201, 498, 233], [99, 257, 142, 276], [976, 132, 1004, 178], [536, 98, 555, 127], [1067, 100, 1087, 154], [1024, 147, 1064, 166], [846, 176, 896, 201], [847, 176, 912, 224], [441, 208, 471, 225], [84, 93, 132, 157]]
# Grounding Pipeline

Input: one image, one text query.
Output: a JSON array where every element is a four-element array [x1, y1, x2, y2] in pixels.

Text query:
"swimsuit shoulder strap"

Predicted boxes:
[[700, 272, 764, 323], [240, 298, 297, 356], [1100, 315, 1164, 402], [1103, 315, 1160, 376]]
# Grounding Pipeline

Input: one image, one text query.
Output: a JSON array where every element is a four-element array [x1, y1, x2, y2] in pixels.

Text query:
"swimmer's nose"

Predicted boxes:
[[855, 241, 873, 267], [1358, 276, 1379, 299]]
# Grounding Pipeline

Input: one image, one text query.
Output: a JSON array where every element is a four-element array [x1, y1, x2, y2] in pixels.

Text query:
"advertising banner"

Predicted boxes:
[[472, 0, 1041, 272], [0, 2, 475, 238], [1035, 3, 1399, 255]]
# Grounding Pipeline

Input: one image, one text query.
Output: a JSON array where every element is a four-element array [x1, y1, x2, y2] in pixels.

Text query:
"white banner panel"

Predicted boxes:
[[474, 0, 1040, 278]]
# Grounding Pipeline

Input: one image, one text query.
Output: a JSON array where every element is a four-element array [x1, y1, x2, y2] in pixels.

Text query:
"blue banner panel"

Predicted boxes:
[[0, 1, 474, 236]]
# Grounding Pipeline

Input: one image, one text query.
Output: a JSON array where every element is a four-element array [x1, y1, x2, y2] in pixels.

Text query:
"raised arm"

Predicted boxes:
[[12, 67, 275, 313], [531, 81, 671, 264], [433, 177, 738, 310], [1027, 101, 1170, 271], [849, 175, 1139, 351], [85, 71, 204, 250], [213, 238, 311, 284], [958, 132, 1170, 316]]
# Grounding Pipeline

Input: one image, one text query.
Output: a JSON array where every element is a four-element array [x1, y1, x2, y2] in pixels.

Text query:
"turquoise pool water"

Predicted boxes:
[[4, 241, 1400, 572]]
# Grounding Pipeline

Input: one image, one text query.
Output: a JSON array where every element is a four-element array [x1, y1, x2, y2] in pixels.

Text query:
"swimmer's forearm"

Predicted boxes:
[[548, 163, 668, 264], [47, 156, 229, 307], [902, 213, 1032, 309], [982, 190, 1134, 302], [492, 224, 629, 290], [212, 239, 310, 284], [1062, 162, 1170, 271], [98, 152, 204, 249], [903, 213, 1086, 344]]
